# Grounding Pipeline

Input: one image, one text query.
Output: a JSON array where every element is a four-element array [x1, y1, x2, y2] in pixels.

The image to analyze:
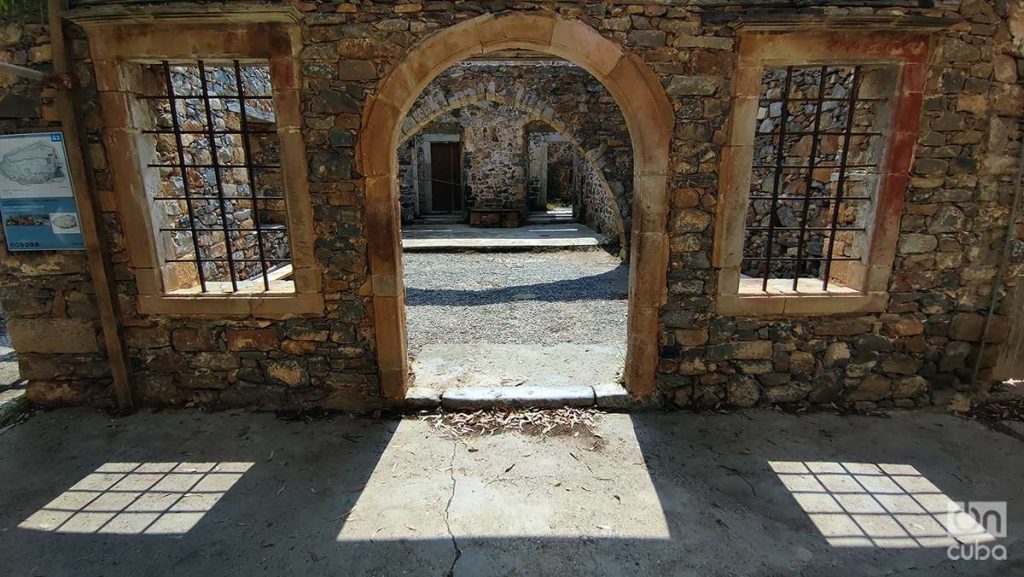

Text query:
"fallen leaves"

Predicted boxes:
[[422, 407, 602, 438]]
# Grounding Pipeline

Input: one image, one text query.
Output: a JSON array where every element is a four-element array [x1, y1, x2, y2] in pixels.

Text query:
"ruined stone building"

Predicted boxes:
[[0, 0, 1021, 413]]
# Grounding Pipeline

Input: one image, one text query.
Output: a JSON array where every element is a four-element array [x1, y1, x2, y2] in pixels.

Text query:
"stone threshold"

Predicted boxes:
[[405, 383, 644, 411]]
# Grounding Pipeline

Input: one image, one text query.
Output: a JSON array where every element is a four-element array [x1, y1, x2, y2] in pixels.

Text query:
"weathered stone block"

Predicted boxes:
[[226, 329, 279, 351], [726, 375, 760, 407], [178, 370, 229, 390], [898, 234, 939, 254], [764, 381, 810, 404], [849, 374, 892, 401], [950, 313, 1010, 342], [665, 75, 720, 97], [172, 328, 218, 352], [707, 340, 772, 361], [266, 360, 309, 387], [124, 327, 170, 349], [824, 342, 851, 367], [814, 320, 871, 337], [893, 376, 928, 399], [190, 352, 240, 371], [7, 319, 98, 354]]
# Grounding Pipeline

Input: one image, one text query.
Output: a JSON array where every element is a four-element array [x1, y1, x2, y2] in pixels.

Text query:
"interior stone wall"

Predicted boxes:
[[8, 0, 1019, 413], [401, 59, 633, 230]]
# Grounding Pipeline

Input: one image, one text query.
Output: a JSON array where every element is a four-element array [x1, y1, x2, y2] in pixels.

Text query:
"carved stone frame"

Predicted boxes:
[[358, 13, 675, 400], [714, 29, 931, 316], [75, 8, 322, 318]]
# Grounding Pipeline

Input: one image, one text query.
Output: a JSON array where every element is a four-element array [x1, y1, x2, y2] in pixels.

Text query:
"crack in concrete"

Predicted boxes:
[[443, 440, 463, 577]]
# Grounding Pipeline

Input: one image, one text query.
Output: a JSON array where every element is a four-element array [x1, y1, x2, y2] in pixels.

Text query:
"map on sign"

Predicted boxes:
[[0, 132, 84, 252]]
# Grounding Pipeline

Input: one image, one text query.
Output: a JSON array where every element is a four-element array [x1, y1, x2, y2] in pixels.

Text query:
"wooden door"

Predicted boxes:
[[429, 142, 461, 213]]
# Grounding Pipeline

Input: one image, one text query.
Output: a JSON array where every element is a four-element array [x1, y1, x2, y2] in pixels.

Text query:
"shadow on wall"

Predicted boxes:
[[405, 264, 629, 306], [0, 409, 1019, 576]]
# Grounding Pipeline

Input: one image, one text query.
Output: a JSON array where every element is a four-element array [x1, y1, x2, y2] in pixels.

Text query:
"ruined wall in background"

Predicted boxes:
[[401, 60, 633, 228]]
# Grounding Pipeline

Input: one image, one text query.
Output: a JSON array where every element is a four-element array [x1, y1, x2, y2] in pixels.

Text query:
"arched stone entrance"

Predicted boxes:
[[357, 12, 674, 401]]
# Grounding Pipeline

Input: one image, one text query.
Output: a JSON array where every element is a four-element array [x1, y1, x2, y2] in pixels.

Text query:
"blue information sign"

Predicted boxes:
[[0, 132, 85, 252]]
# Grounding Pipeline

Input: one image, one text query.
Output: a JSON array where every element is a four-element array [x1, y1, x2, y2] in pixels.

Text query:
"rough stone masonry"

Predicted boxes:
[[0, 0, 1020, 414]]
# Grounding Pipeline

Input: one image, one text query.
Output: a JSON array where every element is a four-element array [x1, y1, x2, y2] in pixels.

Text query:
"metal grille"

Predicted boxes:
[[142, 60, 289, 293], [743, 65, 889, 292]]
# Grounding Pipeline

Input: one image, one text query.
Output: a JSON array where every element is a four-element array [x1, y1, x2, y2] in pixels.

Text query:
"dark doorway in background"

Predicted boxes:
[[429, 141, 462, 213]]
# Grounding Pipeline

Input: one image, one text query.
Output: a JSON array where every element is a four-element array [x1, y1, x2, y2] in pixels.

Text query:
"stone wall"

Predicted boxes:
[[9, 0, 1019, 412], [400, 59, 633, 228], [0, 16, 112, 406]]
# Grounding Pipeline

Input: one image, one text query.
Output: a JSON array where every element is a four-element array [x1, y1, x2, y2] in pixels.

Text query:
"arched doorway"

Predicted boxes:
[[357, 12, 673, 401]]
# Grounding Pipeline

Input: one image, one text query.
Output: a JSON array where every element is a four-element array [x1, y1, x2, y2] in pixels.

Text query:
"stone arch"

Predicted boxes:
[[399, 92, 628, 249], [358, 12, 674, 401]]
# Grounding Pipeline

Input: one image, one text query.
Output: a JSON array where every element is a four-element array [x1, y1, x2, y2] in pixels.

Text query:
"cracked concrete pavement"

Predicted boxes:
[[0, 407, 1021, 576]]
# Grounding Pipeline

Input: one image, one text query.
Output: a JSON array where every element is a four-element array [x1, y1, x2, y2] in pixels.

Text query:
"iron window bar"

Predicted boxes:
[[142, 129, 277, 135], [747, 64, 875, 291], [751, 164, 878, 169], [147, 163, 281, 169], [137, 94, 273, 100], [743, 256, 861, 262], [760, 96, 888, 103], [234, 59, 271, 291], [746, 226, 867, 232], [153, 195, 284, 201], [761, 65, 794, 291], [162, 60, 208, 293], [198, 60, 239, 293], [749, 195, 873, 201], [821, 66, 864, 291], [166, 258, 290, 264], [792, 66, 831, 291], [159, 227, 286, 233], [757, 131, 883, 137], [152, 59, 287, 293]]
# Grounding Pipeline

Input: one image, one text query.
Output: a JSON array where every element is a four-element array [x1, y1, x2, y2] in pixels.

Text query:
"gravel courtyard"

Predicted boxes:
[[402, 250, 628, 355]]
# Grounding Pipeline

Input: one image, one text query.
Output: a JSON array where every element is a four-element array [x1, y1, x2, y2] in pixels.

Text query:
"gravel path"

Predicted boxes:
[[403, 250, 628, 355]]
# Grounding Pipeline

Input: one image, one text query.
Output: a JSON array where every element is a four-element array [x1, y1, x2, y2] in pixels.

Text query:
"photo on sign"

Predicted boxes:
[[49, 212, 80, 235], [5, 213, 50, 228]]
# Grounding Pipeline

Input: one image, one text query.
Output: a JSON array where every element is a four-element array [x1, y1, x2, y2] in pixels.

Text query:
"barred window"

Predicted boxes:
[[136, 60, 291, 294], [741, 64, 898, 294]]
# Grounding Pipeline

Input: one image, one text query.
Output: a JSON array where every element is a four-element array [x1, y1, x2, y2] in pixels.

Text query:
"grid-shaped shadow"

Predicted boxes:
[[19, 461, 252, 535], [770, 461, 998, 548]]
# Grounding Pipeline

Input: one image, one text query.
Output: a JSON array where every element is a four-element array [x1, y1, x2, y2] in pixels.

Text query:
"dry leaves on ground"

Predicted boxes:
[[423, 407, 601, 438]]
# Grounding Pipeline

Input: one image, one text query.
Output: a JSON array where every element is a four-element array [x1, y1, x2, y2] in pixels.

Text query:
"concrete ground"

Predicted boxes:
[[0, 408, 1020, 576], [0, 308, 19, 387], [403, 251, 628, 395], [402, 223, 608, 250], [0, 308, 25, 418], [411, 343, 625, 391]]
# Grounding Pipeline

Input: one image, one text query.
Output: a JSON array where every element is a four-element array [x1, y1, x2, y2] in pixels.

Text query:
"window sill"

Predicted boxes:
[[137, 291, 323, 319], [718, 288, 888, 316]]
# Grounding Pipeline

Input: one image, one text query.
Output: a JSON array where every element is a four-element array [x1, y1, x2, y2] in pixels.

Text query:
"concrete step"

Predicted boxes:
[[416, 215, 465, 225], [442, 385, 595, 410], [406, 382, 642, 410], [526, 217, 575, 225]]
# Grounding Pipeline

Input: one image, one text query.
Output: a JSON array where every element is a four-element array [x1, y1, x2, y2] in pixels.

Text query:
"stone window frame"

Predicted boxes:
[[75, 8, 321, 318], [714, 29, 930, 316]]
